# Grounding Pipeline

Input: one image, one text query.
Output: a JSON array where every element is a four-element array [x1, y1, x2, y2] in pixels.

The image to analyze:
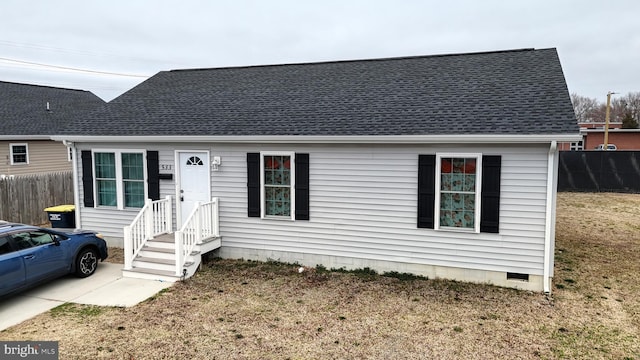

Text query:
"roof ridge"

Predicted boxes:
[[0, 80, 91, 93], [168, 48, 542, 73]]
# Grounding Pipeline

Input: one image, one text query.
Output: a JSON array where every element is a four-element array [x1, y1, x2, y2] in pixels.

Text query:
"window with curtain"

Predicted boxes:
[[122, 153, 145, 208], [437, 155, 481, 231], [93, 150, 145, 208], [263, 154, 293, 218], [95, 152, 117, 206]]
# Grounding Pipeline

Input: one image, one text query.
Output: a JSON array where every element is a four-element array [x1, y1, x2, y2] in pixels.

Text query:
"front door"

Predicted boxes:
[[178, 152, 210, 226]]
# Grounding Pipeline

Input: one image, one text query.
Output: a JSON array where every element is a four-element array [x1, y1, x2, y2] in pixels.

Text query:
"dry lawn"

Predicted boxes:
[[1, 192, 639, 359]]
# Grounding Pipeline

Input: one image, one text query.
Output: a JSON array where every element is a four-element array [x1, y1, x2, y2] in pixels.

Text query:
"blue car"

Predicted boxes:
[[0, 221, 108, 298]]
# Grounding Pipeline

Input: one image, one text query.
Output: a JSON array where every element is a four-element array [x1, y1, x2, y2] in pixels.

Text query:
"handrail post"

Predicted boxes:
[[195, 201, 202, 243], [165, 195, 173, 233], [124, 225, 132, 270], [144, 198, 153, 240], [175, 231, 183, 276], [213, 198, 220, 237]]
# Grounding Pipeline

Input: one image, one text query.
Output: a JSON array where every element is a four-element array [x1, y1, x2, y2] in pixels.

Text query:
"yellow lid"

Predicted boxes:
[[44, 205, 75, 212]]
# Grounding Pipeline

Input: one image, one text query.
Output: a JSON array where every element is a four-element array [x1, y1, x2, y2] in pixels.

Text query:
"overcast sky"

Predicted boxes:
[[1, 1, 638, 102]]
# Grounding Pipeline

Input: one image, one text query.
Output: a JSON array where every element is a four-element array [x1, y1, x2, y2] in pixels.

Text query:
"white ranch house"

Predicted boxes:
[[54, 48, 579, 292]]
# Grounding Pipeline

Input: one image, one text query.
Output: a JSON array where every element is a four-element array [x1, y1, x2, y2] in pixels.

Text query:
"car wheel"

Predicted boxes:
[[75, 248, 98, 278]]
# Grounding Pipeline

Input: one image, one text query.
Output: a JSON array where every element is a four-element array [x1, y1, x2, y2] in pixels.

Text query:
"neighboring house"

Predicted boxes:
[[0, 81, 105, 177], [558, 122, 640, 150], [581, 127, 640, 150], [54, 48, 579, 292]]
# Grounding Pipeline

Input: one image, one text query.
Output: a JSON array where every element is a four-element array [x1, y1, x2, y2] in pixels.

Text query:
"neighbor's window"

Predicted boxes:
[[436, 154, 481, 232], [569, 140, 584, 151], [10, 144, 28, 165], [94, 150, 146, 209], [262, 152, 295, 219]]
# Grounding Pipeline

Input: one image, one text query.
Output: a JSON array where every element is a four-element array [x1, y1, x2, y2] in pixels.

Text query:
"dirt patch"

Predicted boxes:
[[104, 247, 124, 264], [2, 192, 639, 359]]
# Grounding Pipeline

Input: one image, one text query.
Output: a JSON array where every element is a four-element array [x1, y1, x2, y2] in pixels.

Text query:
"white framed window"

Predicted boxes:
[[260, 151, 295, 220], [10, 143, 29, 165], [435, 153, 482, 232], [569, 140, 584, 151], [93, 150, 146, 209]]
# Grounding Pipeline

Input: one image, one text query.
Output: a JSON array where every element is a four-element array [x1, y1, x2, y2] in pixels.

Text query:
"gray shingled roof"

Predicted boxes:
[[60, 48, 578, 137], [0, 81, 105, 136]]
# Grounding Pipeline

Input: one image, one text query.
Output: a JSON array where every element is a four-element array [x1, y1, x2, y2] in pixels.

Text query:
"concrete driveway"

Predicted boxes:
[[0, 263, 173, 331]]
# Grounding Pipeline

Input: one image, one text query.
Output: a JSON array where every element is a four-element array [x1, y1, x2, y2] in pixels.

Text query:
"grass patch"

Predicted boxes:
[[50, 303, 105, 318], [382, 271, 429, 281]]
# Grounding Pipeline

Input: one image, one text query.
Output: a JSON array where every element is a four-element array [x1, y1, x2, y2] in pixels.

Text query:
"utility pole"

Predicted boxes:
[[604, 91, 616, 150]]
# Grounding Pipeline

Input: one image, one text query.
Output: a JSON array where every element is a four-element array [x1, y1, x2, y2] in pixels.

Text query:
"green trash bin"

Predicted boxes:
[[44, 205, 75, 228]]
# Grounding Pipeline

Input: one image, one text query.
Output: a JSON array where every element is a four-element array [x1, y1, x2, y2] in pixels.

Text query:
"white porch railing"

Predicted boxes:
[[175, 198, 220, 276], [124, 196, 173, 270]]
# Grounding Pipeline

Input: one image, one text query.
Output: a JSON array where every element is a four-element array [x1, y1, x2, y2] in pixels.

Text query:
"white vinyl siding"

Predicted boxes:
[[216, 144, 549, 276], [76, 142, 552, 276]]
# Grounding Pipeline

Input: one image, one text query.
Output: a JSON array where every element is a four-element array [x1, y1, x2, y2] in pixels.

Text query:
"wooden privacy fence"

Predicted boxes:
[[0, 171, 74, 225]]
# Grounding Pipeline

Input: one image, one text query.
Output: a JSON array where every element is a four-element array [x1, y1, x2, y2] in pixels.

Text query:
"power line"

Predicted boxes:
[[0, 56, 148, 78], [0, 39, 192, 67], [0, 40, 114, 58]]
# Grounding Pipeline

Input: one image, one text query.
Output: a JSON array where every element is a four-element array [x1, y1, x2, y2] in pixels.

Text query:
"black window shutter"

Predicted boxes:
[[81, 151, 94, 207], [147, 151, 160, 201], [295, 153, 310, 220], [247, 153, 260, 217], [480, 155, 501, 233], [417, 155, 436, 228]]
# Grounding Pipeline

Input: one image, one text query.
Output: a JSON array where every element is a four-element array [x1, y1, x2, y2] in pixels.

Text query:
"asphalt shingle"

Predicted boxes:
[[60, 48, 578, 137], [0, 81, 104, 136]]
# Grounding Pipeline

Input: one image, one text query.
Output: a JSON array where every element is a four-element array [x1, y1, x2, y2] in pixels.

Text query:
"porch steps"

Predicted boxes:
[[123, 233, 197, 282], [123, 197, 222, 283], [123, 233, 219, 283]]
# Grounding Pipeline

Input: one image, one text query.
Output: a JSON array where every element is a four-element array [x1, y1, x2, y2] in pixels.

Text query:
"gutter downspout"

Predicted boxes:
[[63, 140, 81, 229], [543, 141, 557, 293]]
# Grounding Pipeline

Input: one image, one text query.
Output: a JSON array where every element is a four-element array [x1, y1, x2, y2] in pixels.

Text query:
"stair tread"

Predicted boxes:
[[139, 247, 199, 256], [134, 256, 195, 266], [125, 267, 177, 277], [200, 236, 221, 243], [148, 236, 174, 243], [142, 246, 174, 253], [135, 257, 174, 265]]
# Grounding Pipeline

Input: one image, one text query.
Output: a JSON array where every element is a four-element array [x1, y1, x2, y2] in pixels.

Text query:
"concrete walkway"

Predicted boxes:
[[0, 263, 173, 331]]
